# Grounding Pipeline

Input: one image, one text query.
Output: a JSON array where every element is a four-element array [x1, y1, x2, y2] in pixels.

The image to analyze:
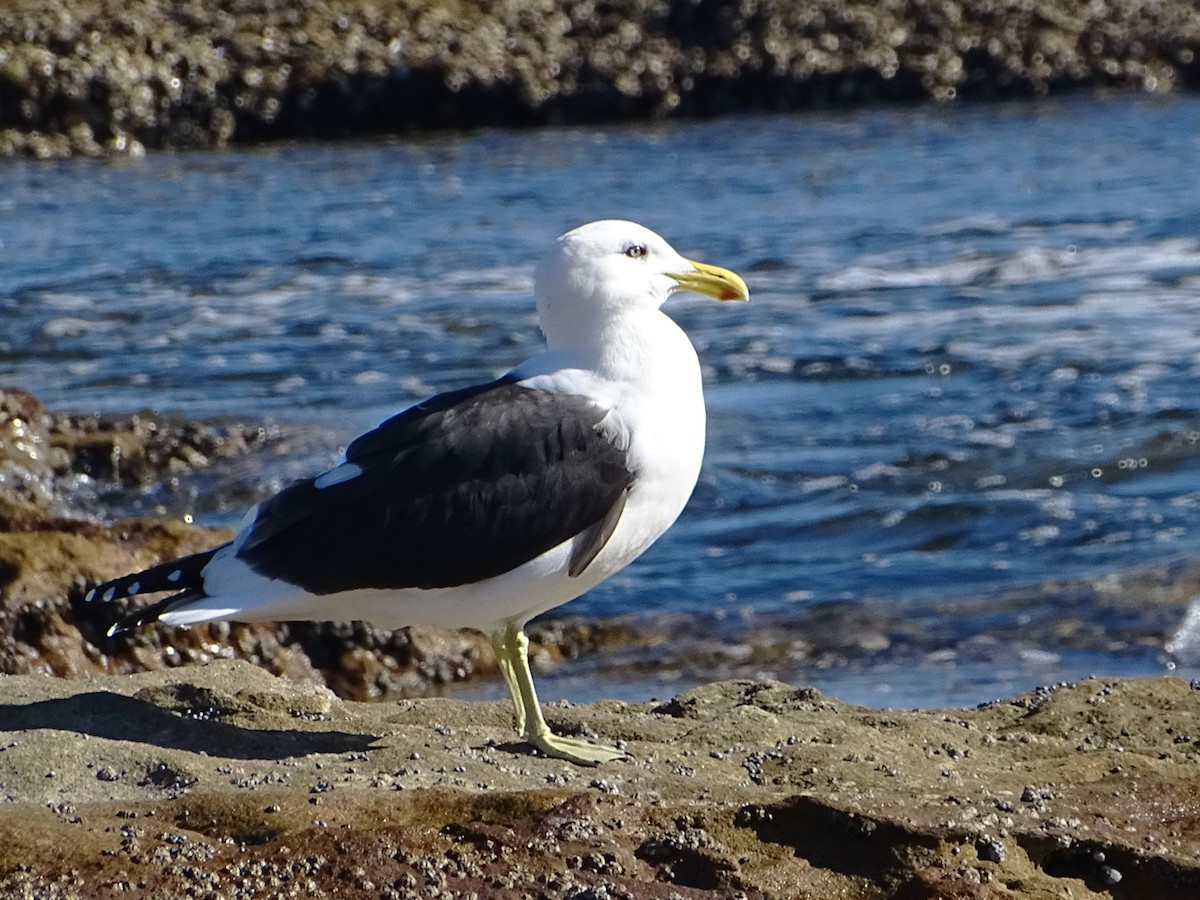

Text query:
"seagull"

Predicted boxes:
[[86, 219, 749, 765]]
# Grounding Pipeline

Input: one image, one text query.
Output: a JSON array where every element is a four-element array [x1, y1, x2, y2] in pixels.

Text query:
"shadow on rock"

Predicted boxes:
[[0, 691, 377, 759]]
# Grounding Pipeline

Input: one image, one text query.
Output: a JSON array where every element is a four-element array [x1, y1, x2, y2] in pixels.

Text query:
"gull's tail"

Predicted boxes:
[[84, 546, 226, 636]]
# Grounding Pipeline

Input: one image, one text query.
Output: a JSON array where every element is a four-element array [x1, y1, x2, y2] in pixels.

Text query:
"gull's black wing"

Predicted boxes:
[[235, 379, 633, 594]]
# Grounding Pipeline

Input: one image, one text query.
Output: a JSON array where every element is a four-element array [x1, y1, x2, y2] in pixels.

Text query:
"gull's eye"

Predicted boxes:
[[623, 242, 648, 259]]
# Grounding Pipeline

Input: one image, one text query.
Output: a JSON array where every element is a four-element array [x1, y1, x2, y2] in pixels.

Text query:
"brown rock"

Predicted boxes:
[[1, 665, 1197, 898]]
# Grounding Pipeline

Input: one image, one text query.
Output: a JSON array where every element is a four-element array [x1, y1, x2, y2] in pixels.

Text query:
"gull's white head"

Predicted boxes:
[[534, 220, 748, 349]]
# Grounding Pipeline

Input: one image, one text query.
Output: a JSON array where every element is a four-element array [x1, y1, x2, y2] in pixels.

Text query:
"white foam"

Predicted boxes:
[[815, 255, 992, 291], [41, 317, 116, 339], [1166, 597, 1200, 665]]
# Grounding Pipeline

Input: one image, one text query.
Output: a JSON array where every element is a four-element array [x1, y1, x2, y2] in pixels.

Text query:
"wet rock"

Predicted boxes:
[[0, 386, 297, 520], [2, 0, 1199, 157], [0, 388, 61, 509]]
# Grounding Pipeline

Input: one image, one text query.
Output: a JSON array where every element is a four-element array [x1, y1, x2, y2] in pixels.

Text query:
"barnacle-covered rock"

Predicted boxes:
[[0, 0, 1198, 156]]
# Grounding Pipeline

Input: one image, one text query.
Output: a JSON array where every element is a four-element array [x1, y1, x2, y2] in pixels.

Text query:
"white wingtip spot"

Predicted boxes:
[[102, 586, 116, 603], [85, 587, 96, 603], [314, 462, 363, 490], [167, 569, 182, 582], [106, 623, 121, 638], [127, 581, 141, 595]]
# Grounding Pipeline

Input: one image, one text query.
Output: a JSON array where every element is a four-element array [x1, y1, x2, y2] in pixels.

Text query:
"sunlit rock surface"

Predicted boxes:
[[1, 664, 1199, 898]]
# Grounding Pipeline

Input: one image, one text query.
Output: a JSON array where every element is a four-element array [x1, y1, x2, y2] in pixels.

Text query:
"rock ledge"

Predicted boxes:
[[1, 662, 1198, 898]]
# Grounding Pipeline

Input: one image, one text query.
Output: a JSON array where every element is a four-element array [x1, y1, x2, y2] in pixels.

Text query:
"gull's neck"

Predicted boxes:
[[543, 305, 695, 383]]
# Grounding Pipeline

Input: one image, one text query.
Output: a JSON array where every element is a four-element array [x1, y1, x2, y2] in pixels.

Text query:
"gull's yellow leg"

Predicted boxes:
[[493, 622, 626, 766], [491, 628, 526, 735]]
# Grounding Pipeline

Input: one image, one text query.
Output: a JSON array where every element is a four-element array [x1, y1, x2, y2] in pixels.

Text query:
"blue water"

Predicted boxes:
[[4, 93, 1200, 706]]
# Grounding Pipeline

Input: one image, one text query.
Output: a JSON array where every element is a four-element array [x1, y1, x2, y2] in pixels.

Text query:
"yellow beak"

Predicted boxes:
[[669, 259, 750, 303]]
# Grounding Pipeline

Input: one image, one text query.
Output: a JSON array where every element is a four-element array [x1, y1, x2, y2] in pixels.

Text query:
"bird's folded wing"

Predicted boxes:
[[235, 379, 634, 594]]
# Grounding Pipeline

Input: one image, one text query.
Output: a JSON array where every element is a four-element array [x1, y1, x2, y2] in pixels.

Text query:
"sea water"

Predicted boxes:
[[3, 93, 1200, 706]]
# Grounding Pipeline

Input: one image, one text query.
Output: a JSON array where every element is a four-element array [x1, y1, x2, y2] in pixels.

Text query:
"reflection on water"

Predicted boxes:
[[3, 93, 1200, 704]]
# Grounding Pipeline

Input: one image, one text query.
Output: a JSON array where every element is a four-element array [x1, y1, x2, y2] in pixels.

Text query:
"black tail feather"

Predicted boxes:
[[84, 545, 224, 606], [86, 545, 226, 636]]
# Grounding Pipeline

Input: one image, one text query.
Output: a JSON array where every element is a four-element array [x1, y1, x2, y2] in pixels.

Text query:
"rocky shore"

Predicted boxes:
[[2, 0, 1199, 158], [5, 384, 1200, 896], [2, 663, 1199, 898]]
